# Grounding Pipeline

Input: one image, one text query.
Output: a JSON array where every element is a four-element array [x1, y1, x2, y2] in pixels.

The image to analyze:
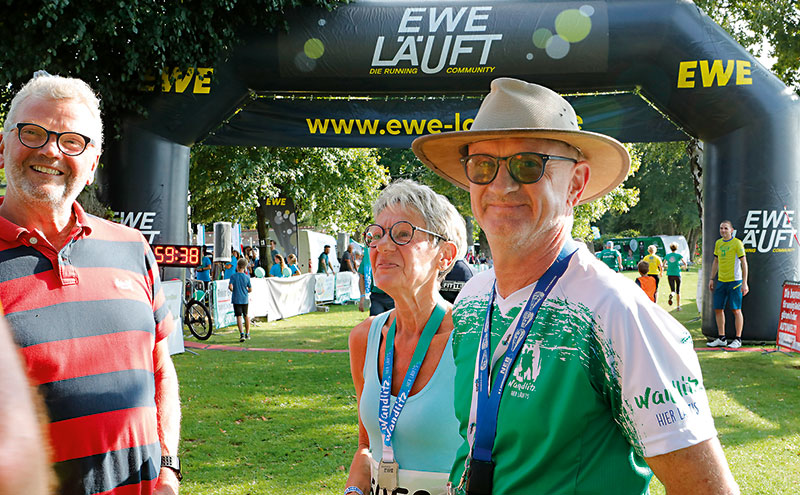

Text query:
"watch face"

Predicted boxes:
[[151, 244, 203, 268]]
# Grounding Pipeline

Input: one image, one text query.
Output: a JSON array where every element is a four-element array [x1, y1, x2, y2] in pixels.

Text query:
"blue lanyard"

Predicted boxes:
[[378, 304, 446, 457], [472, 243, 577, 463], [365, 252, 373, 295]]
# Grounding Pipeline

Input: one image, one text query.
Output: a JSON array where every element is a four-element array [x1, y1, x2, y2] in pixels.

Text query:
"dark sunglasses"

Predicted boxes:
[[460, 152, 578, 185]]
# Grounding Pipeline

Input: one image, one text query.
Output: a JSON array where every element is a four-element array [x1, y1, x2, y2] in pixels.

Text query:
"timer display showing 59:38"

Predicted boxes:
[[151, 244, 202, 267]]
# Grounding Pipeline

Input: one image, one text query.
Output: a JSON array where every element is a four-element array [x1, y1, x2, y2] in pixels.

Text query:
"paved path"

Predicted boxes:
[[185, 340, 768, 354]]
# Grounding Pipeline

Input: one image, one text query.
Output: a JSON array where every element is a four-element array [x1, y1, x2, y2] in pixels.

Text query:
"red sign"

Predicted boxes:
[[777, 281, 800, 353]]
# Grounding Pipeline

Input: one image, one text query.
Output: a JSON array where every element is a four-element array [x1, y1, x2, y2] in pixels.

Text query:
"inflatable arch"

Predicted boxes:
[[106, 0, 800, 342]]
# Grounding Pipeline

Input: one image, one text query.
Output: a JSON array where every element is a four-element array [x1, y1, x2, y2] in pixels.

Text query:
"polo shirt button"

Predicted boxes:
[[29, 237, 38, 244]]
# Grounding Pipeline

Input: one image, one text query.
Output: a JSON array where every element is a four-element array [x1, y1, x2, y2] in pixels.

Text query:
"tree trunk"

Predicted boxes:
[[255, 197, 270, 270], [464, 214, 474, 255], [686, 139, 704, 264], [687, 139, 704, 226]]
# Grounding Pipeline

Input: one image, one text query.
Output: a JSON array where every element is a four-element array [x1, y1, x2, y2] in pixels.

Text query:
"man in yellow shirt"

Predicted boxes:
[[707, 220, 749, 349], [642, 245, 663, 302]]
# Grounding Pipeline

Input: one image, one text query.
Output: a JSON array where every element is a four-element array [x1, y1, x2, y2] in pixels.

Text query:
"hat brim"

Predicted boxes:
[[412, 129, 630, 205]]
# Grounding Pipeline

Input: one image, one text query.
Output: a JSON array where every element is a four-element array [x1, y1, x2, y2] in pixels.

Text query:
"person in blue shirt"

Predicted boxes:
[[228, 258, 253, 342], [269, 253, 291, 277], [287, 253, 302, 276], [196, 249, 212, 284], [223, 250, 239, 280], [317, 245, 334, 274]]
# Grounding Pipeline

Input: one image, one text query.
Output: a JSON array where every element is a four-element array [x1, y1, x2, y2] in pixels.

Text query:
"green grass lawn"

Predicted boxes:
[[175, 277, 800, 494]]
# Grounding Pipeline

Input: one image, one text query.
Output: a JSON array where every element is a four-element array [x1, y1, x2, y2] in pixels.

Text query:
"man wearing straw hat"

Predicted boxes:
[[413, 78, 737, 494]]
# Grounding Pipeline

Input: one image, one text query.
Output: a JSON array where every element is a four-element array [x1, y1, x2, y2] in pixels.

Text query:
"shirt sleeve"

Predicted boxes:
[[599, 296, 717, 458], [736, 239, 746, 257]]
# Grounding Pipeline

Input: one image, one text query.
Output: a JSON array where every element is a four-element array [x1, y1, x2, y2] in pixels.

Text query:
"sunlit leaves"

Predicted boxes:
[[189, 145, 389, 234]]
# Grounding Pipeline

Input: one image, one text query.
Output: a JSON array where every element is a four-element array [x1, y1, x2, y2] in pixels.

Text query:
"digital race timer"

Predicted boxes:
[[151, 244, 203, 268]]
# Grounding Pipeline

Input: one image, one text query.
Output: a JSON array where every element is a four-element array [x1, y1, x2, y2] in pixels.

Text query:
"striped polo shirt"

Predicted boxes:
[[0, 201, 173, 495]]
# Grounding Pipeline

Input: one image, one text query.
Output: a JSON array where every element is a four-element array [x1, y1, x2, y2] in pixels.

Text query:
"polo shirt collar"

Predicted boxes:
[[0, 198, 94, 244]]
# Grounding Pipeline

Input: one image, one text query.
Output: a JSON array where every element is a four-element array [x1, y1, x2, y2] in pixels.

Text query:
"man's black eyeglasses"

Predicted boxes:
[[363, 221, 447, 248], [15, 122, 92, 156], [460, 152, 578, 185]]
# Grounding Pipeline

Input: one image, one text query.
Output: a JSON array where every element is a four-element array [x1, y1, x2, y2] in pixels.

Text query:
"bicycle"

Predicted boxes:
[[184, 279, 214, 340]]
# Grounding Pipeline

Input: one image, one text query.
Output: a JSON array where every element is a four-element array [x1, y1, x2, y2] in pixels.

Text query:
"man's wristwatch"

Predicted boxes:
[[161, 455, 182, 481]]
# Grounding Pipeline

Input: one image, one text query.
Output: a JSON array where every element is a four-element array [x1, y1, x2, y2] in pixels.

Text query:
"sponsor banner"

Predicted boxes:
[[279, 2, 608, 79], [777, 281, 800, 353], [212, 280, 237, 329], [315, 274, 337, 302], [262, 197, 300, 257], [162, 280, 185, 355], [204, 92, 686, 148], [742, 209, 797, 254], [115, 210, 161, 243], [334, 271, 360, 304]]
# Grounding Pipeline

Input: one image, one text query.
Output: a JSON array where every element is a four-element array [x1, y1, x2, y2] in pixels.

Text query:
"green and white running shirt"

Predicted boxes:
[[450, 247, 716, 494]]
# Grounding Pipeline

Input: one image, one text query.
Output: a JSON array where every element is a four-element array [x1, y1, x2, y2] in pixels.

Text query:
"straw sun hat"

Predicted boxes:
[[412, 78, 630, 205]]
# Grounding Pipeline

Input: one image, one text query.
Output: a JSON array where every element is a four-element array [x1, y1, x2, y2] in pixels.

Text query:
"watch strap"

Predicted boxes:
[[161, 455, 182, 481]]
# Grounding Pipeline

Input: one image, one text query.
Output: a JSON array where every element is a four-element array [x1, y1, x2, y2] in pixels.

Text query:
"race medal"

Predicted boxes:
[[377, 460, 399, 491]]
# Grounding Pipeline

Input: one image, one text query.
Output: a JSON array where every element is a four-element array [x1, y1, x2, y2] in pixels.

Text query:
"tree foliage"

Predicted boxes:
[[189, 145, 389, 234], [595, 142, 701, 250], [375, 148, 472, 216], [696, 0, 800, 91], [0, 0, 348, 133]]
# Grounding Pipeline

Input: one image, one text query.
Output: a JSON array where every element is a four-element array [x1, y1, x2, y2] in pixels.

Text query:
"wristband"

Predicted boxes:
[[344, 486, 364, 495]]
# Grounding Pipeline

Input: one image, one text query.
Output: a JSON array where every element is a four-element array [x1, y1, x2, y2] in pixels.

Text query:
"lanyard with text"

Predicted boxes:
[[377, 303, 446, 490], [466, 242, 577, 495]]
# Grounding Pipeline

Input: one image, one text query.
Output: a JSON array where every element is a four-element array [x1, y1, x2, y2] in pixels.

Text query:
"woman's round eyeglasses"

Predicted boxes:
[[363, 221, 446, 248]]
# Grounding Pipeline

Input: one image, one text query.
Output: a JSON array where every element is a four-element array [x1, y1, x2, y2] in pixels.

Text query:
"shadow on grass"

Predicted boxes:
[[174, 349, 358, 492], [199, 304, 366, 351], [697, 351, 800, 444]]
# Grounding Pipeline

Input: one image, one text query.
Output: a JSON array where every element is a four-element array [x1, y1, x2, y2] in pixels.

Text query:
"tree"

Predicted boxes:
[[189, 144, 389, 262], [0, 1, 348, 133], [596, 142, 702, 252], [695, 0, 800, 91]]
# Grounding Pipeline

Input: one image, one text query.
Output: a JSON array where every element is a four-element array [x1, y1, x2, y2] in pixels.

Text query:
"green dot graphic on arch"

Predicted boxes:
[[555, 9, 592, 43], [304, 38, 325, 59]]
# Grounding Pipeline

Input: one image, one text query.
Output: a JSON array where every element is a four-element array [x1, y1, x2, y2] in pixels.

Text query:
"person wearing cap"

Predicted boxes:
[[413, 78, 737, 494], [0, 74, 181, 494], [597, 240, 623, 272]]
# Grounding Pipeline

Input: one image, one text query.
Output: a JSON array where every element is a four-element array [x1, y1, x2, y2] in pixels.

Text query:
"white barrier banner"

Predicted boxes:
[[263, 274, 317, 321], [162, 280, 185, 355], [212, 280, 237, 329], [315, 273, 336, 302], [213, 274, 317, 326], [335, 271, 360, 303], [249, 278, 272, 318]]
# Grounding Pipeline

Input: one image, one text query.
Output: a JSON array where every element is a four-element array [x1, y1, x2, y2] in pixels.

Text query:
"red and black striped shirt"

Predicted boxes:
[[0, 201, 173, 495]]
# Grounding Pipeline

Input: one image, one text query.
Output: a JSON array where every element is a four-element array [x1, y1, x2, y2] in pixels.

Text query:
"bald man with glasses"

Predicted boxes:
[[413, 78, 738, 495]]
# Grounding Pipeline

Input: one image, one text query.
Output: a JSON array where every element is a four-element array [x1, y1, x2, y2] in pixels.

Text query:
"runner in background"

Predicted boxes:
[[664, 242, 688, 310], [597, 240, 623, 272]]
